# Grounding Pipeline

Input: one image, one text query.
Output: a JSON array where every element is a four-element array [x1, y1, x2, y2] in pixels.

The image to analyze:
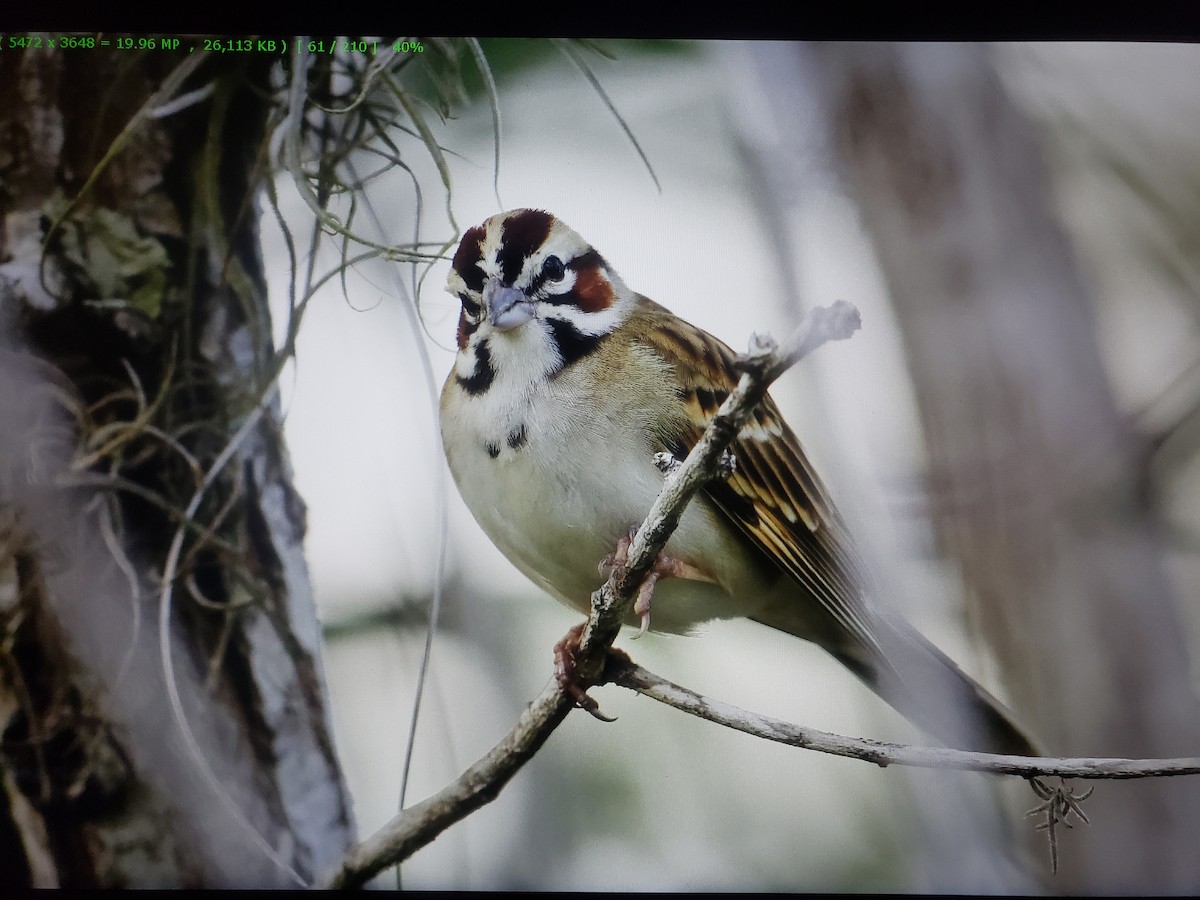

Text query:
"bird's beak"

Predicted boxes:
[[484, 278, 536, 331]]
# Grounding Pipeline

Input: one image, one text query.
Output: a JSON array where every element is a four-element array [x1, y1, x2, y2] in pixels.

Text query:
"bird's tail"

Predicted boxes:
[[756, 610, 1039, 757]]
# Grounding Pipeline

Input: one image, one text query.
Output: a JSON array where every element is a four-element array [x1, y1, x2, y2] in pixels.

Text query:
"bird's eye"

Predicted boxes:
[[543, 255, 566, 282]]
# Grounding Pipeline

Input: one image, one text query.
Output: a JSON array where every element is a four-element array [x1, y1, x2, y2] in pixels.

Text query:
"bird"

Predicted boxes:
[[439, 208, 1037, 756]]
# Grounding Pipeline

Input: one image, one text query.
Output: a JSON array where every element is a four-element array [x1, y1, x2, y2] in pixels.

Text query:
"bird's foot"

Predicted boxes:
[[629, 554, 713, 638], [597, 525, 638, 575], [598, 526, 717, 640], [554, 622, 621, 722]]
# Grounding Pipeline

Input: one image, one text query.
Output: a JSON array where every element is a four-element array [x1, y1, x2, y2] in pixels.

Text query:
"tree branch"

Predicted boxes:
[[610, 657, 1200, 780], [314, 301, 862, 889], [316, 687, 574, 889]]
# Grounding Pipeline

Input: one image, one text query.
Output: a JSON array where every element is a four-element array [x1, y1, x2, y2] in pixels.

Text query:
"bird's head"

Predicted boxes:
[[446, 209, 632, 394]]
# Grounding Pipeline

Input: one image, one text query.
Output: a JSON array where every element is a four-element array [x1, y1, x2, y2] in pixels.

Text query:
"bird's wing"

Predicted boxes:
[[632, 297, 885, 660]]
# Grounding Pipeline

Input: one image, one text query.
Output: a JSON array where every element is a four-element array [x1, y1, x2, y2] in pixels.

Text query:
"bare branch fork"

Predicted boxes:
[[315, 300, 1200, 889]]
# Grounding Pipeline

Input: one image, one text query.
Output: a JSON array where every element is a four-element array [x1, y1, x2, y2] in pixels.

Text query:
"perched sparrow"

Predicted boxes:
[[440, 208, 1035, 756]]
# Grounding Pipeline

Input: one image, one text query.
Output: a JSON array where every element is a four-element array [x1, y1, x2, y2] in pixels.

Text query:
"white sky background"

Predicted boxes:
[[261, 41, 1200, 889]]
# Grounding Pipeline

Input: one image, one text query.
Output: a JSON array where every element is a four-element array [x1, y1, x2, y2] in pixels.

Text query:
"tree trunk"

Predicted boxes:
[[0, 47, 354, 886]]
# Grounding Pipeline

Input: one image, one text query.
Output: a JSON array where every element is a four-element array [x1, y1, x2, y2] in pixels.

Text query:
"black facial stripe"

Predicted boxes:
[[527, 269, 554, 298], [456, 338, 496, 396], [498, 209, 554, 285], [529, 248, 607, 304], [547, 317, 605, 373], [568, 249, 604, 275], [554, 287, 589, 308], [459, 292, 482, 317]]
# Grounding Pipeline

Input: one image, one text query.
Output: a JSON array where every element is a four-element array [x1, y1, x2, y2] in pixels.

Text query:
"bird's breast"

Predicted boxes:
[[441, 372, 768, 631]]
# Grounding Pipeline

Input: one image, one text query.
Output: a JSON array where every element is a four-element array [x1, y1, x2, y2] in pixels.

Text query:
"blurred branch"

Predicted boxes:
[[611, 657, 1200, 781], [1137, 354, 1200, 499], [315, 301, 863, 889], [320, 602, 434, 641]]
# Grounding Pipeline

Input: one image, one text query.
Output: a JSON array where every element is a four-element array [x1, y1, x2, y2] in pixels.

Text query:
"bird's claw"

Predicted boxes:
[[597, 527, 636, 576], [553, 623, 617, 722], [629, 571, 658, 640], [597, 526, 717, 640]]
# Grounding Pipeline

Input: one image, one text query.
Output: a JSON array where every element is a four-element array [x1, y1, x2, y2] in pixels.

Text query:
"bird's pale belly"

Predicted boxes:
[[443, 410, 760, 633]]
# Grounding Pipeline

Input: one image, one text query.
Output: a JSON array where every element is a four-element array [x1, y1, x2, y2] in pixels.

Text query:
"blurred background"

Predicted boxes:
[[260, 41, 1200, 890]]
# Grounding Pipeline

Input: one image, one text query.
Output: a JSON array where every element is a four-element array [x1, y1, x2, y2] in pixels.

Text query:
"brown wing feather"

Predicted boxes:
[[630, 297, 885, 661]]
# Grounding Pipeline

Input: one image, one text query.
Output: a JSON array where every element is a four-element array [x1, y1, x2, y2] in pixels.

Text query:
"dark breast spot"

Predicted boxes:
[[507, 424, 528, 450], [483, 426, 527, 460]]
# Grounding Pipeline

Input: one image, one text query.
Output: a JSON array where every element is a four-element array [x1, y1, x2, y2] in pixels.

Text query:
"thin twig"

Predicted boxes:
[[318, 686, 574, 889], [610, 658, 1200, 780]]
